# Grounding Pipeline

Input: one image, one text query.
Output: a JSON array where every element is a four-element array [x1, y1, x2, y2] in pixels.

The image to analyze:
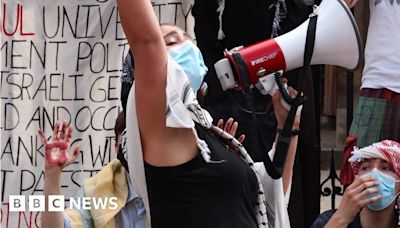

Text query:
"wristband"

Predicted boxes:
[[277, 128, 301, 136]]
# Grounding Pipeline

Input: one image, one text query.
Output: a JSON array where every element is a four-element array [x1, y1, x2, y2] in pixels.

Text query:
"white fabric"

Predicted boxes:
[[255, 144, 291, 228], [216, 0, 226, 40], [361, 0, 400, 92], [126, 83, 150, 226], [348, 144, 386, 164]]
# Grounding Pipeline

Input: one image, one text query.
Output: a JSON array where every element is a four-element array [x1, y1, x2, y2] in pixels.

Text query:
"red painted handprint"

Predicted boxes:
[[38, 121, 80, 170]]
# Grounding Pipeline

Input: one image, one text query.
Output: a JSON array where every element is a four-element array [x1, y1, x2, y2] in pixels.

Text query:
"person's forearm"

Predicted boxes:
[[42, 169, 64, 228], [275, 121, 299, 195], [282, 134, 298, 194], [117, 0, 164, 52], [117, 0, 168, 111]]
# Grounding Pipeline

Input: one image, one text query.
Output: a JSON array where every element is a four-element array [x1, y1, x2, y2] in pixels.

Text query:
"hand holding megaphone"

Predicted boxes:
[[257, 71, 303, 115], [214, 0, 362, 113], [214, 58, 303, 114]]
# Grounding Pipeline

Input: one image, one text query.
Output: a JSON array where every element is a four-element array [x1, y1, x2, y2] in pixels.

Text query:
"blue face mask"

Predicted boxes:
[[361, 168, 400, 211], [168, 40, 208, 91]]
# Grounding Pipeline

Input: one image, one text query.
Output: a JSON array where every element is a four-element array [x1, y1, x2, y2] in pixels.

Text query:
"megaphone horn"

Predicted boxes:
[[215, 0, 363, 92]]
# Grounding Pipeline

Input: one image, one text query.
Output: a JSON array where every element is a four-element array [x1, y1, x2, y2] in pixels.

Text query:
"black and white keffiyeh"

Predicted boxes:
[[121, 50, 135, 114], [210, 126, 269, 227], [126, 57, 270, 227], [167, 58, 269, 227]]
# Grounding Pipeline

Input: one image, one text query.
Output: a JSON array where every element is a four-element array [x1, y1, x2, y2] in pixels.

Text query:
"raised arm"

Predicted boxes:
[[117, 0, 199, 167], [117, 0, 168, 141], [40, 121, 80, 228]]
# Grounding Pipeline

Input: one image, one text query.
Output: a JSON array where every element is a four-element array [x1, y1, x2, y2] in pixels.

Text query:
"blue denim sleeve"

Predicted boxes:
[[113, 173, 146, 228], [64, 215, 72, 228], [66, 189, 95, 228], [115, 198, 146, 228]]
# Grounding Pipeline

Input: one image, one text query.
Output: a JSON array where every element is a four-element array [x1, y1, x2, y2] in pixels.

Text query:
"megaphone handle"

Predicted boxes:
[[278, 84, 303, 115], [257, 72, 303, 114], [273, 73, 303, 115], [280, 96, 291, 111]]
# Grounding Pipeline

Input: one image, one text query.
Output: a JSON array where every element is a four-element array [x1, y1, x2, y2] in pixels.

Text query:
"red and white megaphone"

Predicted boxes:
[[214, 0, 362, 97]]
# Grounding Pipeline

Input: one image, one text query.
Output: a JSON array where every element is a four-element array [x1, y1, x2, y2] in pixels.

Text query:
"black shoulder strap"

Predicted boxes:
[[303, 14, 318, 67]]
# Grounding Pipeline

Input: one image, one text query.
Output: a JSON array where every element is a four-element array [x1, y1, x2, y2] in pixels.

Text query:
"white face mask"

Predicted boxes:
[[361, 168, 400, 211], [168, 40, 208, 91]]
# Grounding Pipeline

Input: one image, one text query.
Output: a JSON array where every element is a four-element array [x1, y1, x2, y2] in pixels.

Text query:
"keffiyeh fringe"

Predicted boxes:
[[216, 0, 226, 40], [216, 0, 287, 40], [208, 126, 269, 227], [270, 0, 287, 38]]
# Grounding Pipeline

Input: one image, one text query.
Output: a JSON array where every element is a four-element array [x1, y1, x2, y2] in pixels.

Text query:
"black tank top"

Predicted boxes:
[[144, 124, 259, 228]]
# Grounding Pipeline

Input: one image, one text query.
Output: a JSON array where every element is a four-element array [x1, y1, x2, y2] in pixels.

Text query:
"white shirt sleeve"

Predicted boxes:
[[254, 144, 291, 228]]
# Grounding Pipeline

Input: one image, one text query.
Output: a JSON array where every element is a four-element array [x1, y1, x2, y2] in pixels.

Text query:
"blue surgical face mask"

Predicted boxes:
[[168, 40, 208, 91], [361, 168, 400, 211]]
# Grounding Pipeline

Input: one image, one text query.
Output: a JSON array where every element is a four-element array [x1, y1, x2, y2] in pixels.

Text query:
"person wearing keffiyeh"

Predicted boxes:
[[341, 0, 400, 184], [116, 0, 302, 227], [312, 139, 400, 228]]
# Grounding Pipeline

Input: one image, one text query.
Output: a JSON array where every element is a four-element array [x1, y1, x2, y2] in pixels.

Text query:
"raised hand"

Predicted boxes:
[[38, 121, 80, 170], [272, 87, 301, 129], [217, 117, 245, 144], [326, 176, 381, 227]]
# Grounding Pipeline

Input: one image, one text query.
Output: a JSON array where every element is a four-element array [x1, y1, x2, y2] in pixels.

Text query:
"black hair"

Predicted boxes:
[[114, 111, 125, 139]]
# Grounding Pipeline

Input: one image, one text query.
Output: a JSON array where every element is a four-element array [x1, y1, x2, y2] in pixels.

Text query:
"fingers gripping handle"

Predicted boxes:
[[258, 71, 303, 115]]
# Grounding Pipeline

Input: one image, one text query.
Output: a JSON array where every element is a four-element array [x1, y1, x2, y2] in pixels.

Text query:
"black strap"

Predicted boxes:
[[231, 53, 301, 179], [266, 72, 306, 179], [231, 53, 278, 177], [277, 128, 301, 136], [272, 93, 305, 177], [267, 13, 315, 178], [232, 53, 251, 94], [303, 14, 318, 67]]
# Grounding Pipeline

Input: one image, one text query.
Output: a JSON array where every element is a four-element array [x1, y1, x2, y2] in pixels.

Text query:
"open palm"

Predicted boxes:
[[38, 121, 80, 170]]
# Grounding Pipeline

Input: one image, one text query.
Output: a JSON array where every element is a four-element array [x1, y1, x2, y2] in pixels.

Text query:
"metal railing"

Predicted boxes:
[[320, 149, 345, 210]]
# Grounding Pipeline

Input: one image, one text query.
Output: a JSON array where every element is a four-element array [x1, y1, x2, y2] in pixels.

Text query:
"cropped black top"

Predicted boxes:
[[144, 124, 259, 228]]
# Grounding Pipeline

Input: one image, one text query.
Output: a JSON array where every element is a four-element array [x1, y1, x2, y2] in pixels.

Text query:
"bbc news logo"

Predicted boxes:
[[9, 195, 118, 212]]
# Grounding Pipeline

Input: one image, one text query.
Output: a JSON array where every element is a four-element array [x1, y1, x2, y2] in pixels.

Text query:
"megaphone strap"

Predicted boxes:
[[271, 92, 306, 179], [304, 12, 318, 66]]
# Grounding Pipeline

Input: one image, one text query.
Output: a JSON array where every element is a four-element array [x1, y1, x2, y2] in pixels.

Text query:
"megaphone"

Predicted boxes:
[[214, 0, 362, 95]]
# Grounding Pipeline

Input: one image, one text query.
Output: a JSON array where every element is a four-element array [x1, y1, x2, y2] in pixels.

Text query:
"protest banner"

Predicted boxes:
[[1, 1, 194, 226]]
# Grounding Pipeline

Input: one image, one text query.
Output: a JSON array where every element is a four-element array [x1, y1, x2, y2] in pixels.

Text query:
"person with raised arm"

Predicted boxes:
[[117, 0, 301, 227]]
